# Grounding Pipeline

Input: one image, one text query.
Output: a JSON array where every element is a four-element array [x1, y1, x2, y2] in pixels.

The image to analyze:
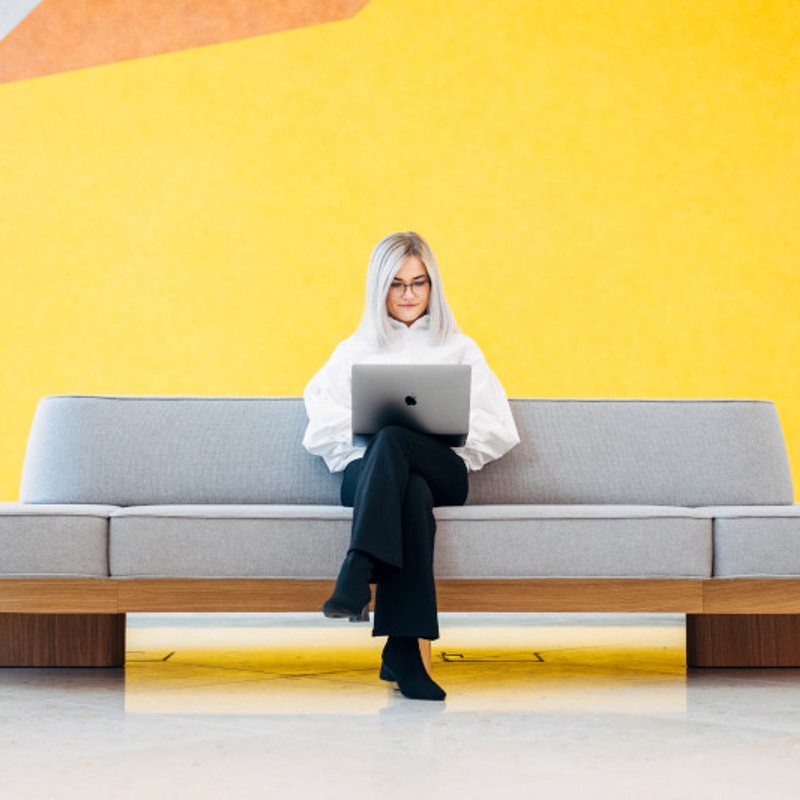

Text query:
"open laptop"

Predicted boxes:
[[351, 364, 471, 446]]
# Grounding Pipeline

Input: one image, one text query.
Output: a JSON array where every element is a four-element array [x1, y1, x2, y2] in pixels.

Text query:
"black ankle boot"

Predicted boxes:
[[381, 636, 446, 701], [322, 550, 373, 619]]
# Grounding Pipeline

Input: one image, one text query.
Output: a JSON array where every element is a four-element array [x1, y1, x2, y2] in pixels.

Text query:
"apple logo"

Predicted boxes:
[[404, 395, 417, 406]]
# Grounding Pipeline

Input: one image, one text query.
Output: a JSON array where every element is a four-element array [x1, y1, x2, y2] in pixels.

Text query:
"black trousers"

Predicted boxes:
[[340, 426, 469, 641]]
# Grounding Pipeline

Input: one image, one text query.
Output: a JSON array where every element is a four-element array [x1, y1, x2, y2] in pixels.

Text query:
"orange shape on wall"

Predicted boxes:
[[0, 0, 370, 84]]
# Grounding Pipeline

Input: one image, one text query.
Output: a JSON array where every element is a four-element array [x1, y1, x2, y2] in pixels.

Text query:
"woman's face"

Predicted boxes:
[[386, 256, 431, 327]]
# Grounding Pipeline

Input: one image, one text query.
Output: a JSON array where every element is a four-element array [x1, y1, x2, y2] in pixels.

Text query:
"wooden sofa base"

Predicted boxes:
[[0, 613, 125, 667], [2, 578, 800, 668], [686, 614, 800, 667]]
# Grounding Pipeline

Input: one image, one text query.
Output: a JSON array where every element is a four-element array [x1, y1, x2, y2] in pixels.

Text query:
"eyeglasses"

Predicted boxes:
[[389, 278, 430, 296]]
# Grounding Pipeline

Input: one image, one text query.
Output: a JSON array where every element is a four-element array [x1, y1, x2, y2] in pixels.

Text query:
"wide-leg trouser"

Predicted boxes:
[[340, 425, 469, 641]]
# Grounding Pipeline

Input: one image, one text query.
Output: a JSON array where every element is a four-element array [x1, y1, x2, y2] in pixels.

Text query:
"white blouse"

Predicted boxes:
[[302, 315, 520, 473]]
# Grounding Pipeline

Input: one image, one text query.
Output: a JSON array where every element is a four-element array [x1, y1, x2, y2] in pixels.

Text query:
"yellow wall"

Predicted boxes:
[[1, 0, 798, 500]]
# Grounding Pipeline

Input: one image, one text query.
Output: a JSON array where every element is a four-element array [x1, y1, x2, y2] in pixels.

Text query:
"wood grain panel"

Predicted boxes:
[[114, 578, 705, 613], [687, 613, 800, 667], [0, 580, 119, 612], [436, 579, 705, 612], [1, 578, 709, 614], [0, 613, 125, 666], [8, 576, 800, 617], [117, 579, 338, 612], [703, 579, 800, 613]]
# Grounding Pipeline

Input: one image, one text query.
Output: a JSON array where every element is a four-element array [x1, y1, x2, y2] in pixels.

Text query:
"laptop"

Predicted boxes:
[[351, 364, 471, 446]]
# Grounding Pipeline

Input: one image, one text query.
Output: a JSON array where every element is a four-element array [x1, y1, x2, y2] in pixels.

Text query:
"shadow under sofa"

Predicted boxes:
[[2, 395, 800, 669]]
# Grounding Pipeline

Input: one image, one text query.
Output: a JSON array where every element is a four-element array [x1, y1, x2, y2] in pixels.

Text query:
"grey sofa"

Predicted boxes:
[[2, 395, 800, 668]]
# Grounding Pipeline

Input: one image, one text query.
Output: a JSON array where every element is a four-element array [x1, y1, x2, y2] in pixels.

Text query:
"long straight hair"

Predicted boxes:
[[356, 232, 458, 348]]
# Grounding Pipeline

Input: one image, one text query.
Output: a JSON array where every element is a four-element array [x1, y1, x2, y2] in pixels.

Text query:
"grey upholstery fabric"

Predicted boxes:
[[467, 400, 793, 506], [20, 396, 793, 507], [109, 505, 352, 578], [707, 506, 800, 577], [21, 396, 340, 506], [0, 503, 117, 577], [434, 505, 715, 521], [11, 395, 795, 582], [108, 504, 711, 579], [437, 505, 712, 578]]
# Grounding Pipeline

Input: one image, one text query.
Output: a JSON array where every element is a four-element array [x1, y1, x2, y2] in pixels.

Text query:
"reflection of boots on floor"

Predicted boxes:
[[322, 549, 373, 619], [380, 636, 446, 701]]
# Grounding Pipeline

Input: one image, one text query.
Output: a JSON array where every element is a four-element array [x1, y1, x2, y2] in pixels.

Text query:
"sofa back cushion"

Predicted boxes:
[[20, 396, 793, 507], [468, 399, 793, 506], [22, 396, 340, 505]]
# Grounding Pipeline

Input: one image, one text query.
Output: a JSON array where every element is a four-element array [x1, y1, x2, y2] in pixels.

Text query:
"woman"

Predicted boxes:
[[303, 231, 519, 701]]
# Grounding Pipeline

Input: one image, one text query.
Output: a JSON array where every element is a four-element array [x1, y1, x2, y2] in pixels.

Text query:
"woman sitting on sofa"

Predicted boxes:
[[302, 231, 519, 701]]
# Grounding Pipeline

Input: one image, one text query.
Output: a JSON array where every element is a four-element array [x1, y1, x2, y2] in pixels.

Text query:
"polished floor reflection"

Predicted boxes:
[[2, 613, 800, 799]]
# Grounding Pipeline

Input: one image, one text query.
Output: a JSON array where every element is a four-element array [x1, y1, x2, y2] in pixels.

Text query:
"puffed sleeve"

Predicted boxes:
[[302, 339, 366, 473], [454, 337, 520, 472]]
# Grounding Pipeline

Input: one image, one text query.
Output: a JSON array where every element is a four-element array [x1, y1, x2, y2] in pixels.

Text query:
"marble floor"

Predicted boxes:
[[2, 612, 800, 799]]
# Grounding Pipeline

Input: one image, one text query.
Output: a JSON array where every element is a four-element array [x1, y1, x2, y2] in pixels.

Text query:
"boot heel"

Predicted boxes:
[[348, 604, 370, 623], [379, 662, 396, 683]]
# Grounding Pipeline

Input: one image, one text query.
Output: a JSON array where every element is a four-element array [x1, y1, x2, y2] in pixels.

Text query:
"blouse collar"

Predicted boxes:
[[387, 313, 431, 334]]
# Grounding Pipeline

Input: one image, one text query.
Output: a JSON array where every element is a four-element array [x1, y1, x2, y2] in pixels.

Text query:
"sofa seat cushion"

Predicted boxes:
[[703, 505, 800, 577], [435, 505, 711, 578], [110, 505, 352, 578], [108, 504, 711, 579], [0, 503, 119, 577]]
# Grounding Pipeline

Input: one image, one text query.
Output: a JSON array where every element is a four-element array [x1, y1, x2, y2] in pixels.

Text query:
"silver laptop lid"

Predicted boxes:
[[351, 364, 471, 447]]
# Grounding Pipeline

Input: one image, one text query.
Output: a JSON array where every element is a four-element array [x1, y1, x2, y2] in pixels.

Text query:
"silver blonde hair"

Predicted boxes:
[[357, 231, 458, 348]]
